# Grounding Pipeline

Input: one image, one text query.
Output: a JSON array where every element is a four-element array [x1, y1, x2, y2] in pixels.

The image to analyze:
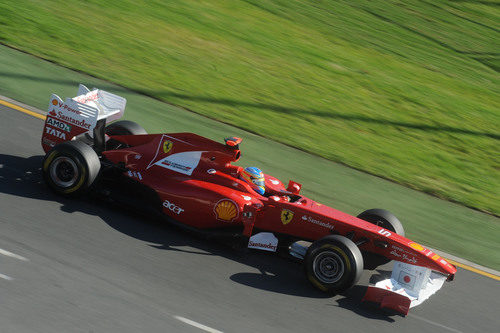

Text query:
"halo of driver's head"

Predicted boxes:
[[241, 167, 265, 195]]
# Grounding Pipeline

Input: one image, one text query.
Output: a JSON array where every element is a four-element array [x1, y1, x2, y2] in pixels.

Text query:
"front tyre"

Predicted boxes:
[[357, 208, 405, 269], [304, 235, 363, 294], [42, 141, 100, 196]]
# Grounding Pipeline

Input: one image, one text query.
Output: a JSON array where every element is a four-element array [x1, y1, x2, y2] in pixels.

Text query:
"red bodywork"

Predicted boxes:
[[101, 132, 456, 278]]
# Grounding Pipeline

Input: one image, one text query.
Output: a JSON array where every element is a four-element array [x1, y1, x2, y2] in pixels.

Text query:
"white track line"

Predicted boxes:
[[0, 248, 29, 261], [0, 273, 13, 281], [173, 316, 223, 333], [408, 314, 463, 333]]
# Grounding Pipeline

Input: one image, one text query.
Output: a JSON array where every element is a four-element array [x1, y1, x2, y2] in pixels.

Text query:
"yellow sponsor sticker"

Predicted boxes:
[[409, 242, 425, 252]]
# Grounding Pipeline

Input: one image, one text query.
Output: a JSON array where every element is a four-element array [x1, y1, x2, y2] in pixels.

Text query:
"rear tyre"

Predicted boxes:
[[42, 141, 100, 196], [105, 120, 147, 150], [304, 235, 363, 294], [105, 120, 147, 135], [357, 208, 405, 269]]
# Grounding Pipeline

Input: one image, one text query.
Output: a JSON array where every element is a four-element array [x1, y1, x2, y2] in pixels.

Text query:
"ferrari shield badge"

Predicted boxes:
[[163, 140, 173, 154], [281, 209, 294, 225]]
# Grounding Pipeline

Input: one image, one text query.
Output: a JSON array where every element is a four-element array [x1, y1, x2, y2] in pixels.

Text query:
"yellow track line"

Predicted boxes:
[[1, 97, 500, 281], [0, 99, 46, 120], [445, 258, 500, 281]]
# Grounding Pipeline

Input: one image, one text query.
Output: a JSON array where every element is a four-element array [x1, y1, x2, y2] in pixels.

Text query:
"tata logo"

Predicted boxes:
[[162, 140, 173, 154], [281, 209, 294, 225], [45, 126, 66, 139], [47, 117, 72, 132], [163, 199, 184, 215]]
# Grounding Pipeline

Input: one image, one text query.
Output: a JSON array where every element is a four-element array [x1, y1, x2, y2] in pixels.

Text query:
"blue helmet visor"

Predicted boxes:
[[252, 177, 265, 187]]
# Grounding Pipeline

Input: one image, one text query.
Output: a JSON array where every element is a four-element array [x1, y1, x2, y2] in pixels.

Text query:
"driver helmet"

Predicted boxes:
[[241, 167, 265, 195]]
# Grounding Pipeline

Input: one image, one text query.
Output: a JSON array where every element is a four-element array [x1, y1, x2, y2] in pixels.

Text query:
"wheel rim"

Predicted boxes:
[[49, 156, 79, 188], [313, 250, 345, 284]]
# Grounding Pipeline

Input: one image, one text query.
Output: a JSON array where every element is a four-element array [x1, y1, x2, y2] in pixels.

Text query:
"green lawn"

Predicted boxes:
[[0, 0, 498, 215]]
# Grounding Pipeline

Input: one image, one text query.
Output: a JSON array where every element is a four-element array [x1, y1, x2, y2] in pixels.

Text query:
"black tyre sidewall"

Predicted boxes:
[[357, 208, 405, 269], [43, 141, 100, 196], [105, 120, 147, 135], [304, 235, 363, 294], [357, 208, 405, 237]]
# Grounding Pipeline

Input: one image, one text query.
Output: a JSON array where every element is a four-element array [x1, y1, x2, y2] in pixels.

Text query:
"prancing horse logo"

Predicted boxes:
[[162, 140, 173, 154], [281, 209, 294, 225]]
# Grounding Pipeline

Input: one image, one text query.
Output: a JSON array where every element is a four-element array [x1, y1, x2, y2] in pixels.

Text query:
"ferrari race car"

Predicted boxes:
[[41, 85, 457, 315]]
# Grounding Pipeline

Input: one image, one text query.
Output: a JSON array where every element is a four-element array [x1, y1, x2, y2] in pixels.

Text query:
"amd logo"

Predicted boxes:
[[47, 117, 72, 132]]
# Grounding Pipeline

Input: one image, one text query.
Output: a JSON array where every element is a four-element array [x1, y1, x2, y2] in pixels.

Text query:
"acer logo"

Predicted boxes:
[[163, 199, 184, 215], [45, 126, 66, 140]]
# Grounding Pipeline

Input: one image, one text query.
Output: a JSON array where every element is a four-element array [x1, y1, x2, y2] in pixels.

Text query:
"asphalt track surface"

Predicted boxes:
[[1, 103, 499, 333]]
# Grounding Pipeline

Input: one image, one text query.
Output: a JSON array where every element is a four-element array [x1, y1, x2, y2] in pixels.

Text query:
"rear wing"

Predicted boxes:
[[42, 84, 126, 152]]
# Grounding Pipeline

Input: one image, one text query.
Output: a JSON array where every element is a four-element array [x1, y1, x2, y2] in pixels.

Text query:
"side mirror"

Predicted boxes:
[[287, 180, 302, 195]]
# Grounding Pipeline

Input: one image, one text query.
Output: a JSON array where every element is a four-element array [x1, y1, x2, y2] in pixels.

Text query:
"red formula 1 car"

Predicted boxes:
[[41, 85, 456, 315]]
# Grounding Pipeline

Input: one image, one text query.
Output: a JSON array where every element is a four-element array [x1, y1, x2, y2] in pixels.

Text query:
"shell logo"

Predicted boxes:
[[51, 99, 58, 106], [214, 199, 239, 222], [409, 242, 425, 252]]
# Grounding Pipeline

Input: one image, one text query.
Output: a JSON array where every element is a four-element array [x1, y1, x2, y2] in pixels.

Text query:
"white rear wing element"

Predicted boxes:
[[48, 84, 126, 131], [74, 84, 126, 123], [42, 84, 127, 152]]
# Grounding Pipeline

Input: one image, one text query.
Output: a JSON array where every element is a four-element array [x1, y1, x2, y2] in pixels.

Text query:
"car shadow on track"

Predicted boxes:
[[0, 154, 64, 206], [0, 153, 125, 219], [0, 153, 400, 320], [332, 286, 398, 322]]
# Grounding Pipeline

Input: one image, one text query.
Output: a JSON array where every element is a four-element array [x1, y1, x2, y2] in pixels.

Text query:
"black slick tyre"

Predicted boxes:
[[357, 208, 405, 269], [105, 120, 147, 135], [304, 235, 363, 294], [42, 141, 100, 196]]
